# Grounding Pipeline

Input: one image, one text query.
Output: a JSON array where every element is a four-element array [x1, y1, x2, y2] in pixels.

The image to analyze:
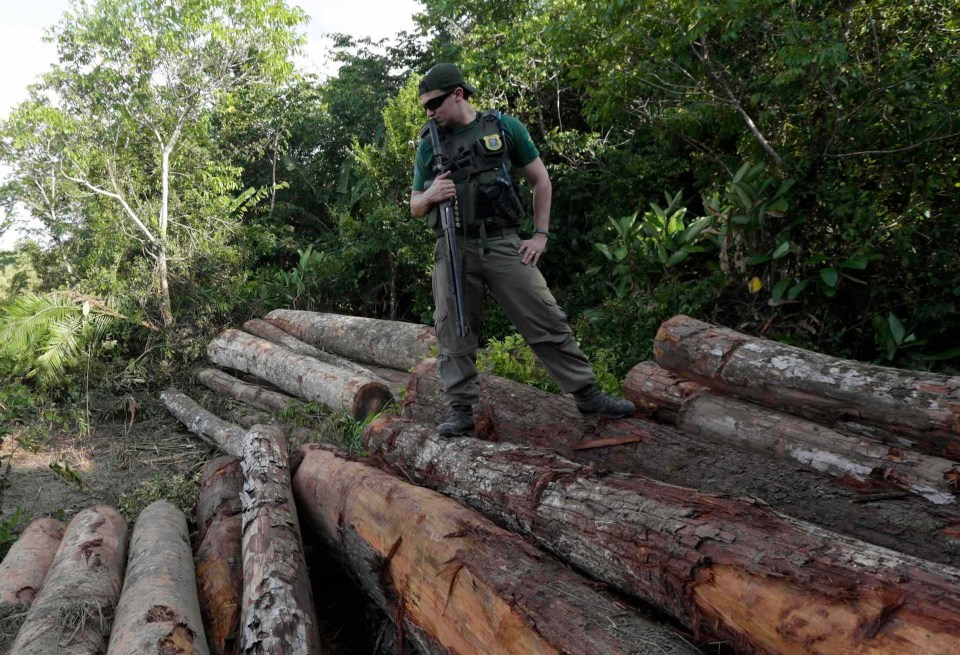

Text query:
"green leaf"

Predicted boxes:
[[887, 313, 906, 344], [841, 254, 869, 270], [771, 278, 790, 300], [819, 267, 839, 287], [594, 243, 612, 260], [748, 254, 772, 266], [656, 243, 668, 265], [787, 279, 809, 300], [613, 245, 629, 261], [665, 250, 689, 267], [681, 216, 712, 243], [772, 241, 791, 259]]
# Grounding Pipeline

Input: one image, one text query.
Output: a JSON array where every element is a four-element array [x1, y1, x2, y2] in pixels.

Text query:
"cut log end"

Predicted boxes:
[[352, 382, 394, 420]]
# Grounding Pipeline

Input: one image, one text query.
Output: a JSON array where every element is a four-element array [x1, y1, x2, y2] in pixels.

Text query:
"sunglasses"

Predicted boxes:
[[423, 90, 456, 112]]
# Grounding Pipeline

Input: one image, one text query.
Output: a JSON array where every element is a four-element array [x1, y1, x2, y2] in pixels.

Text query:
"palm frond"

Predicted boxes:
[[0, 291, 124, 385]]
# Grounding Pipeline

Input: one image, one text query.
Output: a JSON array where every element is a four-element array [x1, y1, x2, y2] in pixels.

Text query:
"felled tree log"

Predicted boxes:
[[239, 425, 321, 655], [162, 387, 245, 458], [208, 330, 391, 420], [292, 445, 698, 655], [265, 310, 435, 371], [198, 368, 305, 416], [626, 362, 960, 504], [195, 457, 243, 655], [243, 319, 383, 380], [404, 358, 960, 566], [0, 518, 65, 650], [365, 417, 960, 655], [9, 505, 127, 655], [654, 315, 960, 459], [107, 501, 209, 655]]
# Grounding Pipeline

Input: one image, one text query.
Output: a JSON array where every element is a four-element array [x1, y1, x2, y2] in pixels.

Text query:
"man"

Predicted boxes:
[[410, 63, 634, 436]]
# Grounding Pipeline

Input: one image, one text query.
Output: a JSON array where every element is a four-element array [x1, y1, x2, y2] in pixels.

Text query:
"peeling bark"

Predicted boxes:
[[239, 425, 321, 655], [162, 387, 246, 458], [242, 319, 383, 381], [365, 416, 960, 655], [626, 362, 960, 504], [264, 310, 435, 371], [654, 315, 960, 458], [207, 330, 392, 420], [404, 358, 960, 566], [9, 505, 128, 655], [198, 368, 306, 416], [292, 445, 700, 655], [107, 501, 209, 655], [0, 517, 65, 651], [195, 457, 243, 655]]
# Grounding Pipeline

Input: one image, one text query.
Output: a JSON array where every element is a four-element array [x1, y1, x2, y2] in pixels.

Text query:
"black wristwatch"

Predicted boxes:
[[533, 228, 550, 238]]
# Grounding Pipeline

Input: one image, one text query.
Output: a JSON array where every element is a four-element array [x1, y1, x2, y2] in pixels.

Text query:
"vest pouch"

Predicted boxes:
[[479, 176, 524, 225]]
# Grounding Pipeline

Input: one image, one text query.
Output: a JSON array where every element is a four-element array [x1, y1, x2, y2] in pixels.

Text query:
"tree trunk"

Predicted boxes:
[[242, 319, 383, 380], [654, 315, 960, 459], [157, 242, 174, 327], [626, 362, 960, 505], [0, 518, 65, 650], [161, 387, 246, 458], [198, 368, 305, 416], [239, 425, 321, 655], [403, 359, 960, 566], [9, 505, 127, 655], [364, 417, 960, 655], [195, 457, 243, 655], [291, 444, 699, 655], [207, 330, 392, 421], [107, 501, 209, 655], [264, 310, 435, 371]]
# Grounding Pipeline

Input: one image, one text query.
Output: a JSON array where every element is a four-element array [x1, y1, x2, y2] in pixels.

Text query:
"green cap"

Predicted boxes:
[[418, 63, 478, 96]]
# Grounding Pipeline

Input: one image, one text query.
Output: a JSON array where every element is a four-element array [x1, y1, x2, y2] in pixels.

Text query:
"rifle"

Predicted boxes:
[[426, 118, 469, 338]]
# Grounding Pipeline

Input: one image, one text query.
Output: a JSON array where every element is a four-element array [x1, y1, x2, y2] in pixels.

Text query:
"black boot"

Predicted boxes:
[[438, 405, 475, 437], [573, 385, 636, 418]]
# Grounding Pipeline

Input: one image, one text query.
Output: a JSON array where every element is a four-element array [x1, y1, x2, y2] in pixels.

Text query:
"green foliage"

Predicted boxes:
[[0, 507, 32, 560], [0, 292, 123, 385], [118, 472, 200, 522], [478, 334, 562, 394]]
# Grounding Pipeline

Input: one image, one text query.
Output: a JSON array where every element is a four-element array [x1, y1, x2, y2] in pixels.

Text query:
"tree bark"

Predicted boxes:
[[195, 457, 243, 655], [161, 387, 246, 458], [403, 359, 960, 566], [242, 319, 383, 380], [264, 310, 435, 371], [0, 518, 65, 650], [239, 425, 321, 655], [654, 315, 960, 459], [107, 501, 209, 655], [9, 505, 128, 655], [198, 368, 305, 416], [626, 362, 960, 505], [207, 330, 392, 420], [291, 444, 699, 655], [364, 417, 960, 655]]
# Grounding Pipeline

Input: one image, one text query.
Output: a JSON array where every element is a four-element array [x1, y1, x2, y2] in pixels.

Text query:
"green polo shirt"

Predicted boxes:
[[412, 112, 540, 191]]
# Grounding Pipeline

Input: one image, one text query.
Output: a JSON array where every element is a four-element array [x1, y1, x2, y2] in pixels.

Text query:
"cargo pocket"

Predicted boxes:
[[519, 295, 573, 344]]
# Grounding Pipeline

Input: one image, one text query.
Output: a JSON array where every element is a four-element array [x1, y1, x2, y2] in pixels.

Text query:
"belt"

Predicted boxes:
[[464, 226, 517, 240]]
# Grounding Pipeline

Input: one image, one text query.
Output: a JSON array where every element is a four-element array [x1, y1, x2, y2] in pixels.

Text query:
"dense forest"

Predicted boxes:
[[1, 0, 958, 515]]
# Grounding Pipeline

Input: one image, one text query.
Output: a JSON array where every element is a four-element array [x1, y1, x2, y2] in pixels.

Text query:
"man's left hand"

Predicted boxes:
[[518, 233, 548, 266]]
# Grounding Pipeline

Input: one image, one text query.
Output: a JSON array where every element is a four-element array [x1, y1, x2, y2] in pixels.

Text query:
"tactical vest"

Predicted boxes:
[[420, 110, 525, 237]]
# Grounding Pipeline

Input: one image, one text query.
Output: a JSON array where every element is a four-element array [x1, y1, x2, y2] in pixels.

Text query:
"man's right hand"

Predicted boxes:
[[424, 171, 457, 205]]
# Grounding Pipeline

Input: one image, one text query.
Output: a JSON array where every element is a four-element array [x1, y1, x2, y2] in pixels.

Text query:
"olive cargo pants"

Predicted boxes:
[[432, 232, 595, 408]]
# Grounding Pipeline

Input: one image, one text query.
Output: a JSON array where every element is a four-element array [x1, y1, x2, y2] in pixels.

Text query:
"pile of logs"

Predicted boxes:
[[4, 309, 959, 654]]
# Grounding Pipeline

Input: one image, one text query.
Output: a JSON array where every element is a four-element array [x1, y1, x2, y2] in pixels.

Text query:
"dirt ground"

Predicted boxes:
[[0, 391, 215, 528]]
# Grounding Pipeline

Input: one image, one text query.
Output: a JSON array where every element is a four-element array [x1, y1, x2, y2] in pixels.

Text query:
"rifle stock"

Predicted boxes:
[[427, 119, 469, 338]]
